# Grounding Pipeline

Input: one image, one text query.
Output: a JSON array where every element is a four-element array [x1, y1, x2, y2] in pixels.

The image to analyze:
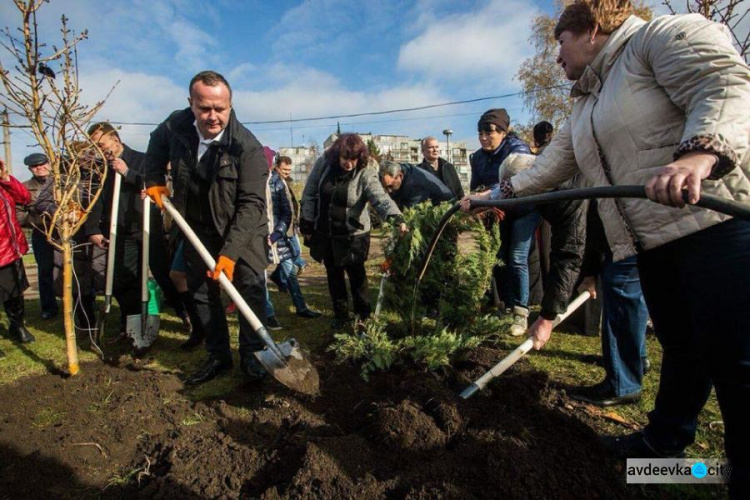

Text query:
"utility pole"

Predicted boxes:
[[289, 113, 294, 148], [2, 107, 11, 174]]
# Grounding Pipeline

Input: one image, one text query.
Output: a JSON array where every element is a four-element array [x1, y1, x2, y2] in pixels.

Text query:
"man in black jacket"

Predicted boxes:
[[379, 160, 453, 210], [87, 122, 189, 343], [86, 123, 148, 338], [419, 137, 464, 198], [18, 153, 58, 319], [145, 70, 270, 386]]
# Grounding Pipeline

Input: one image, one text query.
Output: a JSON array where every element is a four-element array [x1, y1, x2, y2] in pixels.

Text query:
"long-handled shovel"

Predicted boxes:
[[162, 197, 320, 396], [460, 291, 591, 399], [126, 196, 160, 350], [95, 172, 121, 344]]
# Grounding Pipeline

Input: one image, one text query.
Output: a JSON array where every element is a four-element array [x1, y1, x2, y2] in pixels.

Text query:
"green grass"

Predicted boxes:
[[31, 407, 67, 428], [22, 253, 36, 267]]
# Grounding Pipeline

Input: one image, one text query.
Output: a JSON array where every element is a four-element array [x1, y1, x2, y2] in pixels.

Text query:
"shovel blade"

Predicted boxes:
[[126, 314, 160, 349], [254, 338, 320, 396]]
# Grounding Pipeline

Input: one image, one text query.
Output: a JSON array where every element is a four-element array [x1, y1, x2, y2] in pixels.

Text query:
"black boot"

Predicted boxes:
[[179, 291, 205, 351], [4, 297, 35, 344]]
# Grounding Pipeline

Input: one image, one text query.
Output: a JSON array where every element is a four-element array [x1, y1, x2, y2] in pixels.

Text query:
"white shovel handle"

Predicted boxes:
[[374, 273, 388, 317], [141, 196, 151, 303], [104, 172, 122, 302], [461, 291, 591, 398], [162, 198, 264, 333]]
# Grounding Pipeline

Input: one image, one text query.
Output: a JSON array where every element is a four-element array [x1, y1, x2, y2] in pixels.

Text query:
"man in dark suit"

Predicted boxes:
[[145, 71, 270, 386]]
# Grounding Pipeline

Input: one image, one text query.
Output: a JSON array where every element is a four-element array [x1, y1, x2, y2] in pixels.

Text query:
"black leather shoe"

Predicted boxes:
[[241, 355, 268, 381], [41, 310, 58, 320], [296, 309, 323, 319], [185, 358, 232, 386], [266, 316, 282, 330], [601, 432, 685, 459], [569, 382, 641, 407], [9, 322, 35, 343]]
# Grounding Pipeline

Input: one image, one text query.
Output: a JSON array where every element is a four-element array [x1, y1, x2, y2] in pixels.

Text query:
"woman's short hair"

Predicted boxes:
[[326, 133, 369, 170], [554, 0, 634, 38], [533, 121, 554, 147]]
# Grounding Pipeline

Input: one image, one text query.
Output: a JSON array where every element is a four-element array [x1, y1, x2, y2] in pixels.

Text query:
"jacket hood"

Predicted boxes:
[[572, 15, 646, 98]]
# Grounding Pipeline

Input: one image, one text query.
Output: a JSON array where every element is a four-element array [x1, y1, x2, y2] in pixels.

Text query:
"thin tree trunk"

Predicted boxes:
[[61, 233, 79, 375]]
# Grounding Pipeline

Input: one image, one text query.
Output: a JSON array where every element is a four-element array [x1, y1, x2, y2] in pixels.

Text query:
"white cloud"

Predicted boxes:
[[232, 63, 446, 123], [397, 0, 540, 85]]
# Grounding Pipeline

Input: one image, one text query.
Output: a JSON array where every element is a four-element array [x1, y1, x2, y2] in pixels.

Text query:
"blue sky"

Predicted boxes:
[[2, 0, 673, 180]]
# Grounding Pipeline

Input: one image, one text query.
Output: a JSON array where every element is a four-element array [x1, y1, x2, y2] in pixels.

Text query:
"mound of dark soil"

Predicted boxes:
[[0, 348, 634, 499]]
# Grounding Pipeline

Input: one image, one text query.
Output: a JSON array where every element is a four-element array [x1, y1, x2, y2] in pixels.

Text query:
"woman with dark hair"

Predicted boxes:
[[463, 0, 750, 494], [469, 108, 538, 335], [300, 133, 406, 329], [533, 121, 554, 153]]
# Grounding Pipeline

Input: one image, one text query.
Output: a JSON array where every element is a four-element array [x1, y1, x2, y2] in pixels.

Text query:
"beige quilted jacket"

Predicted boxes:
[[511, 14, 750, 261]]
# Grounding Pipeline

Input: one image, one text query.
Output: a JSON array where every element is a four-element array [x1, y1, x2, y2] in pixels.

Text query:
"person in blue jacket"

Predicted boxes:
[[469, 108, 539, 335]]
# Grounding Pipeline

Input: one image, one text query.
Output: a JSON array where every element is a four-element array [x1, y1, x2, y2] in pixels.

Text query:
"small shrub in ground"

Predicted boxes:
[[382, 202, 500, 328], [330, 202, 503, 379], [329, 319, 400, 381], [329, 322, 483, 379], [401, 329, 482, 371]]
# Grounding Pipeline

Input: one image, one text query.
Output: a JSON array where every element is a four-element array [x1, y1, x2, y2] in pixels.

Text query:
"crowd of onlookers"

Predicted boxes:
[[1, 0, 748, 494]]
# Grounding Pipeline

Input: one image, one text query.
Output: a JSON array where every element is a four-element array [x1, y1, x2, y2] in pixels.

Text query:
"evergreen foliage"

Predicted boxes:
[[329, 202, 502, 379], [382, 202, 500, 328]]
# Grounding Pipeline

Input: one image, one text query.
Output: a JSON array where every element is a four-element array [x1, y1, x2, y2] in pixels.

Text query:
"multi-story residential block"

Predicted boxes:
[[277, 145, 320, 187]]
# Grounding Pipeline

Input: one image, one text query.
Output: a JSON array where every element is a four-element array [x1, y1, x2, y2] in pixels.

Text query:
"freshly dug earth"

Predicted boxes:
[[0, 347, 633, 499]]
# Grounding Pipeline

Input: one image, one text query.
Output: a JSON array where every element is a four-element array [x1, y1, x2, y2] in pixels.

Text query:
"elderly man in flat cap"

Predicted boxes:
[[17, 153, 58, 320]]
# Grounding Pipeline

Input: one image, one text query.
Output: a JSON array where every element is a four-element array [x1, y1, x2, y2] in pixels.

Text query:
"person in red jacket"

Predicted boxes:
[[0, 159, 34, 343]]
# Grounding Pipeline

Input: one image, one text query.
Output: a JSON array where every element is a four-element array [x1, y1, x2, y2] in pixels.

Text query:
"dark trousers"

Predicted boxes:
[[32, 230, 57, 314], [638, 219, 750, 495], [111, 233, 141, 324], [323, 247, 370, 320], [147, 213, 185, 317], [183, 231, 266, 363]]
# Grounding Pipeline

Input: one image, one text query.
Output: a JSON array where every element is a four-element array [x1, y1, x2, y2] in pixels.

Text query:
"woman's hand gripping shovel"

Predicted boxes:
[[126, 196, 160, 351], [460, 291, 591, 399], [162, 197, 320, 396]]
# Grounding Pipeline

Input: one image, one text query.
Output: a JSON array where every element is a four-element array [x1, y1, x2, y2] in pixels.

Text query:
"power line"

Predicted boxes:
[[106, 85, 569, 127]]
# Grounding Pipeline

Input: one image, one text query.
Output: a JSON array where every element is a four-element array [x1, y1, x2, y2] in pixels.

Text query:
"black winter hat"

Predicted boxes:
[[478, 108, 510, 132], [24, 152, 49, 167]]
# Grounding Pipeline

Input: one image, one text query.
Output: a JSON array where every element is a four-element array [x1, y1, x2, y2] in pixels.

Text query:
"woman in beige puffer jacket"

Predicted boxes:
[[463, 1, 750, 495]]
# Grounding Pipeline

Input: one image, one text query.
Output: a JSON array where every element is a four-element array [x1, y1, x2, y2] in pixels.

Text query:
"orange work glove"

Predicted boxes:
[[209, 255, 236, 281], [145, 185, 169, 210]]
